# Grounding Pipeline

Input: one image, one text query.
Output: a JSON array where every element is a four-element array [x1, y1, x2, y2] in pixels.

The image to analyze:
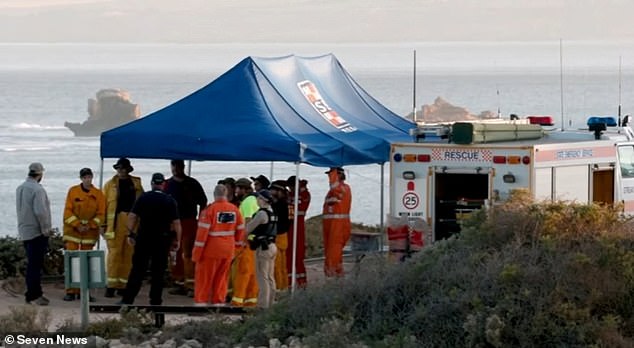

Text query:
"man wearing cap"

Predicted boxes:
[[269, 180, 290, 290], [246, 189, 278, 308], [251, 175, 270, 192], [322, 167, 352, 277], [286, 176, 311, 288], [119, 173, 181, 305], [16, 162, 55, 305], [62, 167, 106, 301], [102, 158, 144, 297], [164, 160, 208, 297], [229, 177, 260, 307]]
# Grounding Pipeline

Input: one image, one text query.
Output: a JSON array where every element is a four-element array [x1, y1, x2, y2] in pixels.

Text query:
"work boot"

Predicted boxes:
[[104, 288, 116, 298], [186, 289, 194, 298], [63, 294, 76, 301], [116, 289, 126, 297]]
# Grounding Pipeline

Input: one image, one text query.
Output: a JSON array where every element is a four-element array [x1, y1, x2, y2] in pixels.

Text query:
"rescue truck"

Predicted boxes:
[[389, 116, 634, 242]]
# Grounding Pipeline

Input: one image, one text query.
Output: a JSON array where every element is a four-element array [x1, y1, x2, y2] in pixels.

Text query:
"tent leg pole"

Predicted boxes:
[[98, 158, 104, 250], [291, 163, 300, 295], [187, 160, 192, 176], [380, 163, 385, 252]]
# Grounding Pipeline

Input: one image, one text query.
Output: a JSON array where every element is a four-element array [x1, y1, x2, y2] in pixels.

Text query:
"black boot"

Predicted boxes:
[[104, 288, 116, 298]]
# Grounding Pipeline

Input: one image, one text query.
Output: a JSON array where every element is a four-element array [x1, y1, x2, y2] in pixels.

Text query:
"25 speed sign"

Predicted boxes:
[[402, 192, 420, 210]]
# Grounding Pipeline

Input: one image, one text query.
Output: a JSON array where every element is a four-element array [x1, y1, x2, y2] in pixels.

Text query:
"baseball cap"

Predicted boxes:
[[28, 162, 45, 175], [255, 189, 273, 203], [235, 177, 252, 188], [79, 167, 93, 177], [151, 172, 165, 184]]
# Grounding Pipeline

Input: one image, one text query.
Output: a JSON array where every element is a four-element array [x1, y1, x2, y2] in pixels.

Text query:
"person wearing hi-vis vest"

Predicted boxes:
[[322, 167, 352, 277], [192, 184, 245, 306], [62, 167, 105, 301], [102, 158, 144, 298]]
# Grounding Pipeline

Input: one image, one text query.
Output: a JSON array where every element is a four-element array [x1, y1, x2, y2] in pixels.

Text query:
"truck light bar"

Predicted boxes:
[[403, 154, 417, 162], [507, 156, 521, 164], [417, 154, 431, 162], [492, 156, 506, 164], [527, 115, 555, 126]]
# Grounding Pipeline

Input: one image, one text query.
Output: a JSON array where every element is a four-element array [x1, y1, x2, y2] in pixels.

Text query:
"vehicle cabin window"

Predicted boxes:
[[618, 146, 634, 178]]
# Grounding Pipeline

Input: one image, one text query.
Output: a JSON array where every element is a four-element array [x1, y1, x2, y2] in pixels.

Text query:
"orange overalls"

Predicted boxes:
[[230, 195, 259, 307], [322, 171, 351, 277], [63, 183, 106, 295], [287, 182, 310, 287], [192, 198, 244, 305]]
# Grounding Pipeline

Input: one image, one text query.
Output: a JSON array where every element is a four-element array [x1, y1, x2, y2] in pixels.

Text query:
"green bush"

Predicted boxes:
[[164, 197, 634, 347], [0, 234, 65, 280]]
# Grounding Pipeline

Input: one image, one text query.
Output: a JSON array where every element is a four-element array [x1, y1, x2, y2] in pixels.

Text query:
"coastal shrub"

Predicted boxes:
[[164, 198, 633, 347], [0, 234, 64, 280], [83, 308, 156, 340], [161, 317, 235, 348], [226, 198, 634, 347], [0, 306, 51, 335]]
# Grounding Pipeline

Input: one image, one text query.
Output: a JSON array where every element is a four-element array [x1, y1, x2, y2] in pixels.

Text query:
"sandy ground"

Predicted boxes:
[[0, 257, 363, 332]]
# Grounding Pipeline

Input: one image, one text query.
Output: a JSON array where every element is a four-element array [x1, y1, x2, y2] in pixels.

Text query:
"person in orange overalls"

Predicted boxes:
[[322, 167, 352, 277], [192, 184, 244, 306], [230, 178, 259, 307], [62, 167, 105, 301], [286, 176, 311, 288]]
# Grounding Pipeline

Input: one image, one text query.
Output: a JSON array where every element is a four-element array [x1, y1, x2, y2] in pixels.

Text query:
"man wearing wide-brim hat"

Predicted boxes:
[[102, 157, 144, 297], [322, 167, 351, 277]]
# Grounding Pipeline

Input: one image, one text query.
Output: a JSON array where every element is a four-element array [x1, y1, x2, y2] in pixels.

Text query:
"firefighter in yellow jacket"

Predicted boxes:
[[62, 167, 105, 301], [102, 158, 144, 297]]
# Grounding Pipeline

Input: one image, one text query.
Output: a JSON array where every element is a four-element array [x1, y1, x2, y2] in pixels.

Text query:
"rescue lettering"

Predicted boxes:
[[556, 149, 593, 160], [444, 151, 480, 161]]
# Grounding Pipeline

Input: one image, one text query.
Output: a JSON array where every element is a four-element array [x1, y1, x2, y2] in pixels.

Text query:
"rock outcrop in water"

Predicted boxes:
[[409, 97, 497, 123], [64, 89, 140, 137]]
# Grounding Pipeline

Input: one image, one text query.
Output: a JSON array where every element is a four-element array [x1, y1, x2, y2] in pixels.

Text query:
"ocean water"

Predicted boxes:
[[2, 41, 634, 236]]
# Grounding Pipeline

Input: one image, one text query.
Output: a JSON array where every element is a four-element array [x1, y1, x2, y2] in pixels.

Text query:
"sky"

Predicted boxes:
[[1, 0, 634, 43]]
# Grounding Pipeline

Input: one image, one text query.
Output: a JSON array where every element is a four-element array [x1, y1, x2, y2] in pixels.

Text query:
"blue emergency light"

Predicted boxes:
[[587, 116, 617, 127]]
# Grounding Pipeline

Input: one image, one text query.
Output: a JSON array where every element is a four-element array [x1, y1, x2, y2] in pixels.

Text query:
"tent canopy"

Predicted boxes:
[[100, 54, 415, 167]]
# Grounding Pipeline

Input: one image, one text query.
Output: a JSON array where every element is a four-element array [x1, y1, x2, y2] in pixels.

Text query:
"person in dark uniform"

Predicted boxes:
[[246, 189, 278, 308], [164, 159, 207, 297], [118, 173, 181, 305]]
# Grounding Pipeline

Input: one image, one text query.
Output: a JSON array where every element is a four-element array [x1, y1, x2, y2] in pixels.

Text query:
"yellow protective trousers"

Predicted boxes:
[[274, 233, 288, 290], [230, 247, 258, 307], [106, 212, 134, 289]]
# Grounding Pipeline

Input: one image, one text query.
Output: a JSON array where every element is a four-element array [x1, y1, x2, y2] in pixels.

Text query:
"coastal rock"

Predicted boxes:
[[410, 97, 497, 123], [269, 338, 282, 348], [64, 88, 140, 137], [160, 338, 177, 348]]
